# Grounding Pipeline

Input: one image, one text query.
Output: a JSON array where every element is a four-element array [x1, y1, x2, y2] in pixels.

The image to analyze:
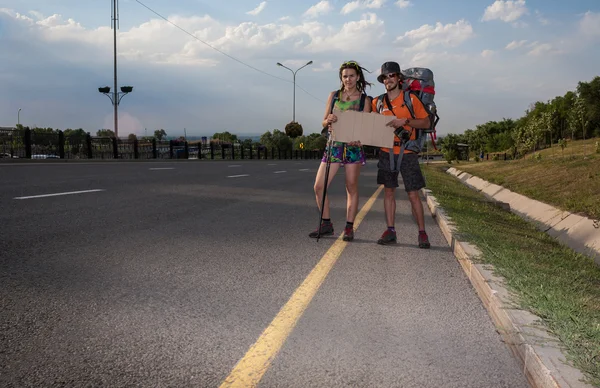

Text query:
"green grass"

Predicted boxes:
[[422, 164, 600, 387], [454, 138, 600, 220]]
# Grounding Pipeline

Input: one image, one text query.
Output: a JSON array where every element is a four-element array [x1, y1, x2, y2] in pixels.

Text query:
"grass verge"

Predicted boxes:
[[452, 138, 600, 220], [422, 164, 600, 387]]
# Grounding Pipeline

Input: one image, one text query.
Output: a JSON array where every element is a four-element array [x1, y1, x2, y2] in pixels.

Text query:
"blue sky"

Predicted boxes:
[[1, 0, 599, 138]]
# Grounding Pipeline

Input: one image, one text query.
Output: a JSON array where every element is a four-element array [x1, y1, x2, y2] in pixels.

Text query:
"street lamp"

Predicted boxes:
[[98, 85, 133, 138], [17, 108, 21, 127], [276, 60, 313, 122], [97, 0, 133, 139]]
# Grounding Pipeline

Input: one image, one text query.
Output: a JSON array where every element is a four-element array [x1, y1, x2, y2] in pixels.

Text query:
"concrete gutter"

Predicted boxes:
[[420, 188, 594, 388], [446, 167, 600, 267]]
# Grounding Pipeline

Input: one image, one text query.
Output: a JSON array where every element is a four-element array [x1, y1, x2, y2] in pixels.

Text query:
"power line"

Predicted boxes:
[[133, 0, 325, 104]]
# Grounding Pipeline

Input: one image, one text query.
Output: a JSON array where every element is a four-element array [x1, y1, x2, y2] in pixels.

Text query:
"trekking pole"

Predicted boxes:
[[317, 127, 334, 241]]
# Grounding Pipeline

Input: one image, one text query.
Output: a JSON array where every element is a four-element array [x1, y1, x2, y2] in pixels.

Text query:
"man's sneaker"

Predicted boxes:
[[309, 222, 334, 238], [377, 229, 397, 245], [343, 226, 354, 241], [418, 231, 431, 249]]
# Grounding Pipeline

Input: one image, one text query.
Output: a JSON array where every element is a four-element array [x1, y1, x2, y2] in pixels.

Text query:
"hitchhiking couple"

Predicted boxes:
[[309, 60, 431, 249]]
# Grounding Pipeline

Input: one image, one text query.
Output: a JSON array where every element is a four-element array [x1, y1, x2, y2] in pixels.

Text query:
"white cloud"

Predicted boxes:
[[312, 62, 333, 72], [408, 51, 468, 67], [305, 13, 385, 52], [482, 0, 528, 23], [303, 1, 334, 19], [246, 1, 267, 16], [481, 49, 494, 58], [535, 10, 549, 25], [505, 39, 527, 49], [279, 16, 290, 21], [395, 0, 412, 8], [341, 0, 386, 15], [579, 11, 600, 38], [395, 19, 473, 52], [527, 42, 561, 57]]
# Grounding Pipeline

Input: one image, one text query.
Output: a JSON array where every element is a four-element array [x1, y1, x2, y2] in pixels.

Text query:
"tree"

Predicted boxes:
[[272, 129, 292, 150], [284, 121, 303, 138], [260, 129, 292, 150], [128, 133, 138, 142], [63, 128, 87, 155], [242, 138, 253, 148], [307, 133, 326, 150], [97, 129, 115, 137], [212, 131, 238, 143], [260, 131, 274, 148], [154, 129, 167, 140], [568, 97, 588, 141], [576, 76, 600, 135]]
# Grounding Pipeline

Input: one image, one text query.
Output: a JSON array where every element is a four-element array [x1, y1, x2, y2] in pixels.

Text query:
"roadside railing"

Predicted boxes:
[[0, 128, 327, 161]]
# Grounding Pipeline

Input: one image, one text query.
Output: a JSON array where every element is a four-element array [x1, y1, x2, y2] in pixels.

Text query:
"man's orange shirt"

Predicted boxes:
[[371, 92, 428, 155]]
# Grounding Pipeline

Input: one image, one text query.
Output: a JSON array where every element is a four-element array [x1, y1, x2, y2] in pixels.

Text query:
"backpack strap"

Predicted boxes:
[[359, 93, 366, 111], [403, 91, 416, 119], [376, 93, 386, 113], [329, 90, 340, 114], [322, 90, 341, 135]]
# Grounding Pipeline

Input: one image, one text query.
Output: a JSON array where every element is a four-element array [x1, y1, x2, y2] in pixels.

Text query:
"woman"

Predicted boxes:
[[309, 60, 372, 242]]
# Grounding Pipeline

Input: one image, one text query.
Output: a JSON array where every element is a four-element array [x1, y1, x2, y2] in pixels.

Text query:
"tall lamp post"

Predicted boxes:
[[17, 108, 21, 127], [276, 61, 313, 122], [97, 0, 133, 139]]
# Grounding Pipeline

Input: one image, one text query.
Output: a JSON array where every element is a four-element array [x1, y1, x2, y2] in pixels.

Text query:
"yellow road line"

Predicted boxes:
[[219, 185, 384, 388]]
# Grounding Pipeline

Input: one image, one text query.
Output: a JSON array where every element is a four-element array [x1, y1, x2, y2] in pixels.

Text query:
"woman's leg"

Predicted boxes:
[[343, 163, 361, 223], [314, 161, 341, 219]]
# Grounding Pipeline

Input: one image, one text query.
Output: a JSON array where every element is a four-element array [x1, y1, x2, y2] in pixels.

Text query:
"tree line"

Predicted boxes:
[[437, 76, 600, 161]]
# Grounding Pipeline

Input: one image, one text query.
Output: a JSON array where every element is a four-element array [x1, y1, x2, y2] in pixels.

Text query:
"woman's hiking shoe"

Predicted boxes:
[[343, 227, 354, 241], [418, 231, 431, 249], [309, 222, 334, 238], [377, 229, 397, 245]]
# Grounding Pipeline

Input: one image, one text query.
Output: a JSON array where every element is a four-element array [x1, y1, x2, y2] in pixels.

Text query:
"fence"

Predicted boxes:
[[0, 128, 326, 161]]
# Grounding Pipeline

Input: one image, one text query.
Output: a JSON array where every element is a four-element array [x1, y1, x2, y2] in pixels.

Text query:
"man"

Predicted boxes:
[[371, 61, 431, 248]]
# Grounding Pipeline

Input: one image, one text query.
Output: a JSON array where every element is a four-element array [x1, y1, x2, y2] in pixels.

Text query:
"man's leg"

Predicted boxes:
[[399, 153, 430, 248], [384, 187, 396, 228], [407, 190, 425, 231], [376, 162, 399, 245]]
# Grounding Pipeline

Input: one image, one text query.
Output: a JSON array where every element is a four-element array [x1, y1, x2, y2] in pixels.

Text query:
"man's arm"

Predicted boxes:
[[406, 116, 430, 129]]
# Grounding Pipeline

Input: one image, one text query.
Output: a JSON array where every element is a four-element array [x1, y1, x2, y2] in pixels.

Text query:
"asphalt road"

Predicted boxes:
[[0, 159, 529, 388]]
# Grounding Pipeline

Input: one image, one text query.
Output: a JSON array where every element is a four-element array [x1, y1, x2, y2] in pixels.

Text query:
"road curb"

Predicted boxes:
[[420, 188, 593, 388]]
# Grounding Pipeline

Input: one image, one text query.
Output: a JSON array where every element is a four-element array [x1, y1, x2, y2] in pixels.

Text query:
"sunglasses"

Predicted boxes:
[[340, 61, 360, 69], [381, 73, 398, 81]]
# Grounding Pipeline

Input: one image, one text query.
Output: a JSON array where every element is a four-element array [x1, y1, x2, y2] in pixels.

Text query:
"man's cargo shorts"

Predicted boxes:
[[376, 151, 426, 192]]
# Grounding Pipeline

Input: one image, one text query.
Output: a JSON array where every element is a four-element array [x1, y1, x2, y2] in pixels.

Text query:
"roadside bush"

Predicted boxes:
[[596, 140, 599, 154], [443, 149, 457, 164], [534, 152, 542, 161]]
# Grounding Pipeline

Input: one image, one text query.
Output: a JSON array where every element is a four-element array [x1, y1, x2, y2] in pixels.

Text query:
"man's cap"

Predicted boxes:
[[377, 61, 401, 83]]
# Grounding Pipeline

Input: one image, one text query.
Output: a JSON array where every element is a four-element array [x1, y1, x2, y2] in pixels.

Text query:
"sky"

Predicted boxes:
[[1, 0, 599, 138]]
